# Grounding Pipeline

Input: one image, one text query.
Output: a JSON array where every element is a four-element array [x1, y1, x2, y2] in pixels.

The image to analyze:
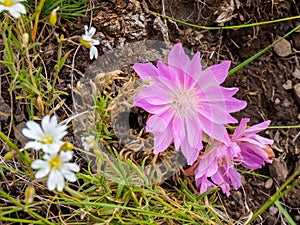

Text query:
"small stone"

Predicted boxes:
[[293, 68, 300, 79], [269, 205, 279, 216], [265, 178, 273, 189], [294, 83, 300, 100], [282, 80, 293, 90], [273, 38, 292, 57], [274, 98, 281, 105], [269, 158, 288, 183]]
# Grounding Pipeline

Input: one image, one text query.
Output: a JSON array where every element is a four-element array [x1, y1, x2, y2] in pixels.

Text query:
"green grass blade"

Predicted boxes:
[[274, 201, 296, 225], [228, 24, 300, 76], [247, 168, 300, 224]]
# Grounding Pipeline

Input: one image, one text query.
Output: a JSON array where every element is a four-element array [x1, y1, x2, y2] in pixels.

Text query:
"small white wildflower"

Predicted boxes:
[[81, 135, 95, 151], [22, 115, 67, 154], [80, 25, 100, 60], [0, 0, 26, 19], [31, 151, 80, 192]]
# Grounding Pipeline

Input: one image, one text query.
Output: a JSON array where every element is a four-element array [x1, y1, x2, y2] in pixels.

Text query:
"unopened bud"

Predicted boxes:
[[4, 151, 17, 161], [60, 142, 73, 151], [24, 185, 35, 205], [49, 7, 59, 26], [22, 33, 29, 46]]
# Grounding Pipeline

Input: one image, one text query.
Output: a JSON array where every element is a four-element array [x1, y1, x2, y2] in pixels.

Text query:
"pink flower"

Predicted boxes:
[[133, 43, 246, 165], [194, 140, 241, 197], [231, 118, 274, 170]]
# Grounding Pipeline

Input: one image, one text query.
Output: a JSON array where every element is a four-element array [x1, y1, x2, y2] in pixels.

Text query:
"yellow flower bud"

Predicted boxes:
[[49, 7, 59, 26], [24, 185, 35, 205], [22, 33, 29, 47], [4, 151, 17, 161], [60, 142, 73, 151]]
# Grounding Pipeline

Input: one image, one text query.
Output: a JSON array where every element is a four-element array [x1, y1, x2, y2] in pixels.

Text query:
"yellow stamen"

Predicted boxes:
[[80, 38, 92, 48], [1, 0, 14, 7], [49, 155, 62, 169], [40, 134, 54, 144]]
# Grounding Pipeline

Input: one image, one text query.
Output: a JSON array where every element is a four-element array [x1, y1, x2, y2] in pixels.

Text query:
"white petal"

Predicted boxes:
[[84, 25, 88, 34], [59, 151, 73, 162], [63, 163, 80, 172], [31, 159, 49, 169], [41, 115, 51, 131], [91, 39, 100, 46], [22, 121, 43, 140], [35, 167, 50, 178], [41, 142, 61, 154], [88, 27, 96, 37], [90, 46, 98, 59], [61, 168, 77, 182], [47, 170, 64, 191], [25, 141, 43, 150], [0, 5, 8, 13]]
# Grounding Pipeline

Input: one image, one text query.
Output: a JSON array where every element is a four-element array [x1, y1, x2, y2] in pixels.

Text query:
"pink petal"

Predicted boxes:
[[243, 120, 271, 136], [224, 98, 247, 114], [181, 137, 202, 165], [172, 115, 185, 150], [207, 61, 231, 84], [153, 124, 173, 154], [167, 43, 190, 74], [185, 115, 202, 148], [188, 52, 202, 79], [197, 102, 237, 124], [233, 118, 250, 138], [198, 115, 231, 145], [146, 108, 175, 132], [133, 63, 158, 80]]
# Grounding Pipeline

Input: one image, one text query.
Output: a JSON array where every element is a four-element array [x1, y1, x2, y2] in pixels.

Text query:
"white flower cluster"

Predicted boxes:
[[80, 25, 100, 60], [22, 115, 80, 192]]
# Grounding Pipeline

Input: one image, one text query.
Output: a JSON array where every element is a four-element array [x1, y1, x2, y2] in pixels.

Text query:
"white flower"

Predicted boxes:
[[31, 151, 80, 191], [80, 25, 100, 60], [81, 135, 95, 151], [22, 115, 67, 154], [0, 0, 26, 19]]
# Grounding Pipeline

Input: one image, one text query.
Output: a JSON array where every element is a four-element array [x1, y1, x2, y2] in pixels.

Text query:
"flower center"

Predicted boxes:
[[171, 88, 198, 117], [49, 155, 62, 169], [1, 0, 14, 6], [80, 38, 92, 48], [41, 134, 54, 144]]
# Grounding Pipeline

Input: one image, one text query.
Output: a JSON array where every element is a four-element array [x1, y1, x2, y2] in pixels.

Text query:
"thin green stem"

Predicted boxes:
[[0, 130, 31, 165], [228, 24, 300, 76], [0, 189, 56, 225], [247, 168, 300, 224], [149, 11, 300, 30], [0, 217, 46, 224]]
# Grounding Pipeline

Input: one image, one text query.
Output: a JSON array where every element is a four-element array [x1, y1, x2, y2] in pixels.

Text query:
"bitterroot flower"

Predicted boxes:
[[133, 43, 247, 165], [231, 118, 274, 170], [31, 151, 80, 191], [0, 0, 26, 18], [80, 25, 100, 60], [194, 139, 241, 197], [22, 115, 67, 154]]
